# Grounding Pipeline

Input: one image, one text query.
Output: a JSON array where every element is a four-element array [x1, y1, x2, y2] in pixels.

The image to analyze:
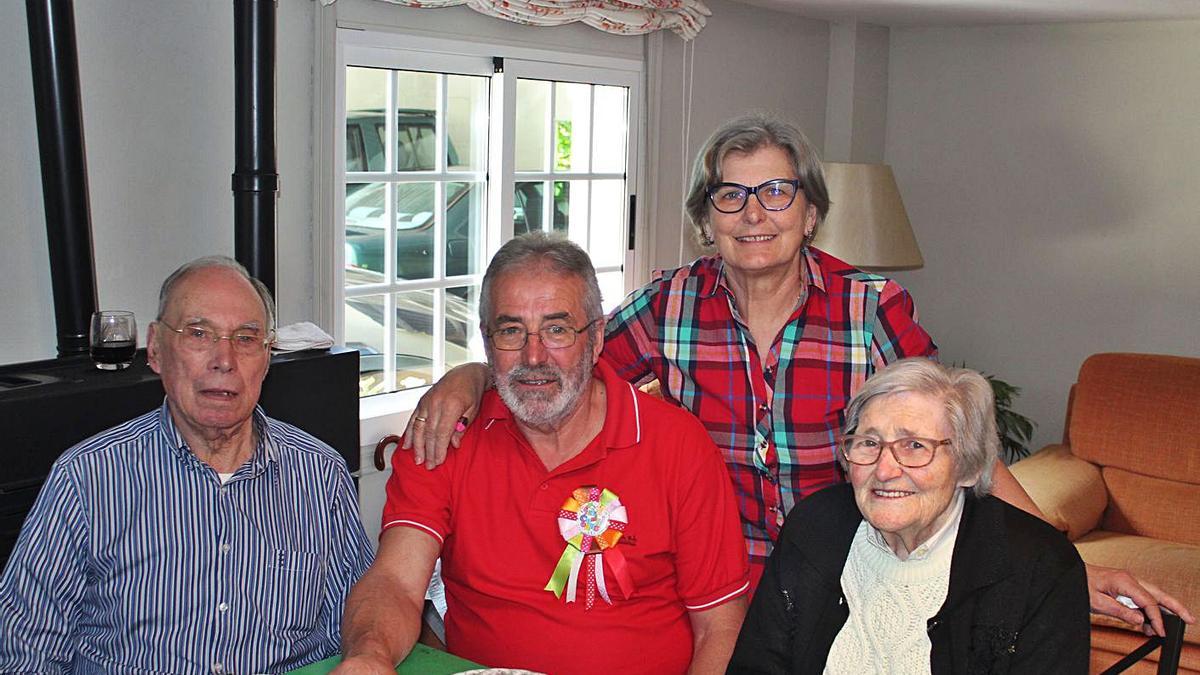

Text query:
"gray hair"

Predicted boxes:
[[157, 255, 276, 330], [841, 358, 998, 496], [479, 232, 602, 326], [684, 113, 830, 248]]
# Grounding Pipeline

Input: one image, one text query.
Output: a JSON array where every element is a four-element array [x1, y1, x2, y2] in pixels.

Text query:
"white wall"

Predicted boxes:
[[886, 20, 1200, 450], [0, 0, 54, 365], [0, 0, 316, 365]]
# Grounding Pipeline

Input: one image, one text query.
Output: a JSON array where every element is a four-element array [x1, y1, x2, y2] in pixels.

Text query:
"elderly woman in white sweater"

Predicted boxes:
[[728, 358, 1089, 674]]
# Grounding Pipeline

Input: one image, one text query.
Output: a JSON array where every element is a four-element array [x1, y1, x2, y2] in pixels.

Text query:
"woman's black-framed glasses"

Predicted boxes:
[[706, 179, 801, 214], [486, 318, 601, 351], [838, 435, 953, 468]]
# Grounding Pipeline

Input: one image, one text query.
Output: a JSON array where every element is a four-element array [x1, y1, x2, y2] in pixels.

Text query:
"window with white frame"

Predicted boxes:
[[338, 33, 641, 398]]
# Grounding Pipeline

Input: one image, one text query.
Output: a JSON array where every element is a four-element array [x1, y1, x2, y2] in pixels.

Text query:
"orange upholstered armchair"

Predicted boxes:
[[1011, 353, 1200, 673]]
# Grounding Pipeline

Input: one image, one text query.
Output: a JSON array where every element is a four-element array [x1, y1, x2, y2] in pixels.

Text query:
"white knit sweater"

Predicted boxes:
[[823, 492, 966, 675]]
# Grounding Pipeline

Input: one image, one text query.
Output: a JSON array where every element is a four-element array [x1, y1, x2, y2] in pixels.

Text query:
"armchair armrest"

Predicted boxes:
[[1010, 444, 1108, 541]]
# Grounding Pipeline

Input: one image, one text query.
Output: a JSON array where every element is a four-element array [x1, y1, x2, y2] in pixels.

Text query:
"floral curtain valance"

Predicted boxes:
[[324, 0, 710, 40]]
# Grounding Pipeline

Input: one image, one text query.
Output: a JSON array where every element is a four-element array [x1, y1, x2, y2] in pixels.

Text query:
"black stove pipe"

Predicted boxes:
[[231, 0, 278, 298], [25, 0, 97, 358]]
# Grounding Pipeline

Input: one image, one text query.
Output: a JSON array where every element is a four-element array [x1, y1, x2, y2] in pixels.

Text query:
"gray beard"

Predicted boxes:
[[494, 355, 593, 428]]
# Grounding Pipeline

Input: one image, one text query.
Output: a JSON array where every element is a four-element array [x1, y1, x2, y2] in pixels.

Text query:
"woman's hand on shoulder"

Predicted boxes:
[[402, 362, 490, 469]]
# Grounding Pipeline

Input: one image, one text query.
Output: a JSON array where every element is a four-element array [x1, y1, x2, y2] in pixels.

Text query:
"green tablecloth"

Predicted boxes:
[[289, 644, 481, 674]]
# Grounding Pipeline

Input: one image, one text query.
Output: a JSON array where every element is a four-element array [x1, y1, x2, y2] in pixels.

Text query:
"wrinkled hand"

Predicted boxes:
[[402, 363, 489, 469], [329, 654, 396, 675], [1086, 563, 1195, 637]]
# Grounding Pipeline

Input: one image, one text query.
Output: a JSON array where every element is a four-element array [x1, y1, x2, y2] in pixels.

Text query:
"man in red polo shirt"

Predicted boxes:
[[336, 233, 749, 675]]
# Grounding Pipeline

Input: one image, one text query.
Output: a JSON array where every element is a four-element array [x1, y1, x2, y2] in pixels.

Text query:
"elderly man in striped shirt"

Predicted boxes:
[[0, 256, 374, 674]]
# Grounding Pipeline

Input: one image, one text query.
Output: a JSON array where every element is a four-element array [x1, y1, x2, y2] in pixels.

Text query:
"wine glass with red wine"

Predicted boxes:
[[90, 311, 137, 370]]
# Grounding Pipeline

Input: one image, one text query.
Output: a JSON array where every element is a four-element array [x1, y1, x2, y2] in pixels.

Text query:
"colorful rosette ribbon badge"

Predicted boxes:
[[544, 486, 634, 610]]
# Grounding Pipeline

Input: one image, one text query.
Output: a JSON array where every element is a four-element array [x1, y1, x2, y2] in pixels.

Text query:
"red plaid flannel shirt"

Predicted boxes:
[[603, 248, 937, 575]]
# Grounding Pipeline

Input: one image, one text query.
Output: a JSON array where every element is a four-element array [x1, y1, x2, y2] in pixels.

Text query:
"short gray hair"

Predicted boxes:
[[157, 255, 276, 330], [841, 358, 998, 496], [684, 113, 830, 248], [479, 232, 602, 326]]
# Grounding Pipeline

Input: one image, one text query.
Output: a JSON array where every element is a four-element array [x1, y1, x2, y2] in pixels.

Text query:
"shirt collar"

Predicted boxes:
[[478, 358, 642, 453], [703, 246, 825, 300], [156, 399, 276, 476], [865, 488, 966, 561]]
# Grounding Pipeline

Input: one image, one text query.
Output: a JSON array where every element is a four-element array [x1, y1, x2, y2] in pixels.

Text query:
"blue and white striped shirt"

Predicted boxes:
[[0, 402, 374, 674]]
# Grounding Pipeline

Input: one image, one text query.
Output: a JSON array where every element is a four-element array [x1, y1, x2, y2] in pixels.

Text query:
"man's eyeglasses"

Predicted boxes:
[[838, 435, 953, 469], [486, 318, 600, 351], [158, 320, 275, 355], [706, 179, 801, 214]]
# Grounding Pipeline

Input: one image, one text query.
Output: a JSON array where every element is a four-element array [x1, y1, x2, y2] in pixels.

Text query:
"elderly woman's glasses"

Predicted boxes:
[[706, 179, 801, 214], [838, 435, 953, 468], [158, 320, 275, 355], [486, 318, 600, 351]]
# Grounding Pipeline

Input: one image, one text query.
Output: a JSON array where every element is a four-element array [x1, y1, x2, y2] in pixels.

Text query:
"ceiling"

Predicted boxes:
[[728, 0, 1200, 27]]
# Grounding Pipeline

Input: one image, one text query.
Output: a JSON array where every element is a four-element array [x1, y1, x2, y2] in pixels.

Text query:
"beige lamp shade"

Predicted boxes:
[[811, 162, 924, 270]]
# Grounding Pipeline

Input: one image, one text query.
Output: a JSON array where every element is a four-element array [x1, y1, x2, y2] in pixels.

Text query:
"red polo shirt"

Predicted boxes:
[[383, 360, 750, 674]]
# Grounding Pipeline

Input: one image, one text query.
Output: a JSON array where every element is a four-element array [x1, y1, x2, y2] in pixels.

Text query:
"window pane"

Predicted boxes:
[[554, 83, 591, 172], [597, 271, 625, 314], [394, 182, 436, 281], [592, 86, 628, 173], [345, 294, 387, 396], [551, 181, 571, 236], [345, 182, 386, 284], [446, 181, 483, 277], [589, 179, 625, 268], [515, 79, 550, 172], [446, 75, 487, 172], [346, 67, 388, 172], [445, 285, 482, 370], [557, 180, 587, 245], [514, 181, 543, 235], [346, 126, 366, 173], [394, 290, 435, 391], [396, 71, 438, 171]]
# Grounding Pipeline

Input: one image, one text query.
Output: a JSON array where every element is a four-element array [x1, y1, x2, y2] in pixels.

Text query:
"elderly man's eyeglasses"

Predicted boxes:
[[838, 435, 953, 468], [158, 320, 275, 355], [486, 318, 600, 351], [706, 179, 801, 214]]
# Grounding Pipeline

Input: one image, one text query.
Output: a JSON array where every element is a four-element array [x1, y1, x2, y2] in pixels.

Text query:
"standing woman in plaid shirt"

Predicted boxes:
[[401, 113, 1190, 634]]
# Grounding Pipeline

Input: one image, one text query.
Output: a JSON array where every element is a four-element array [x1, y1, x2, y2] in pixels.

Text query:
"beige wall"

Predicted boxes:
[[885, 20, 1200, 451]]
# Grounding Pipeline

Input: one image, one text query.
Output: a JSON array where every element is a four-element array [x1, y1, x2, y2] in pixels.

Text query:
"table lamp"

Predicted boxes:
[[811, 162, 924, 271]]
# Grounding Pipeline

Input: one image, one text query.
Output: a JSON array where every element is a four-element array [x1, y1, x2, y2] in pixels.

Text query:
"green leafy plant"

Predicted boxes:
[[953, 363, 1037, 462], [554, 120, 572, 171], [986, 374, 1036, 462]]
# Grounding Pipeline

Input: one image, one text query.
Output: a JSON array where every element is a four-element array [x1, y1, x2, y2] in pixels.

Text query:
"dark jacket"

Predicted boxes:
[[728, 484, 1089, 674]]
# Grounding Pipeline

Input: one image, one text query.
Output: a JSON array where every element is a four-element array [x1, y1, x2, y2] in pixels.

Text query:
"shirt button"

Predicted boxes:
[[212, 663, 224, 674], [540, 482, 549, 490], [220, 543, 231, 554], [218, 602, 229, 613]]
